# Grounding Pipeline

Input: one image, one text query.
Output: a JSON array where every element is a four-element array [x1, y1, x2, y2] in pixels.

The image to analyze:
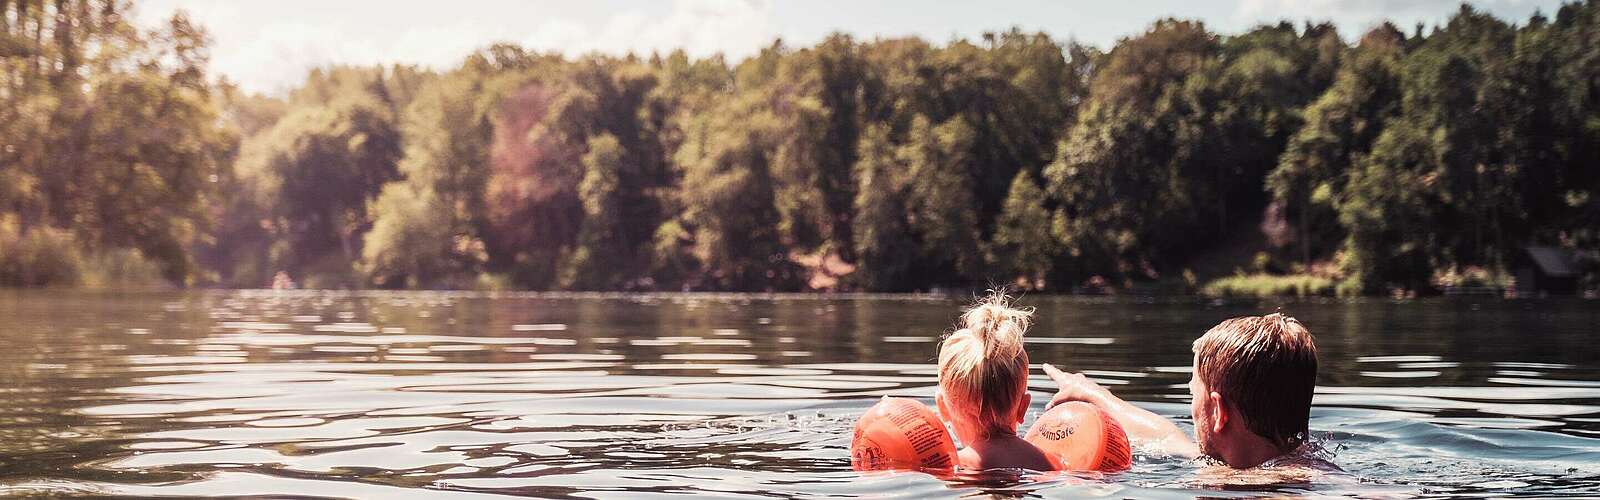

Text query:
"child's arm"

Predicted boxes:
[[1042, 364, 1200, 458]]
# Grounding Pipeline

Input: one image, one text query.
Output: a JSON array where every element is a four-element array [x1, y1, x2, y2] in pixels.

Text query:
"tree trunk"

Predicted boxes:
[[31, 0, 42, 82], [1301, 190, 1311, 268]]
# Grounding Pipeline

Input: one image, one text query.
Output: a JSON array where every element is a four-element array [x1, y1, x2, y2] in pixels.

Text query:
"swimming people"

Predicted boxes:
[[934, 291, 1054, 471], [1043, 313, 1329, 470]]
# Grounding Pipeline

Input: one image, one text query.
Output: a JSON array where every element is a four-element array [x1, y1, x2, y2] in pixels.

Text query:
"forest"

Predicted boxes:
[[2, 0, 1598, 295]]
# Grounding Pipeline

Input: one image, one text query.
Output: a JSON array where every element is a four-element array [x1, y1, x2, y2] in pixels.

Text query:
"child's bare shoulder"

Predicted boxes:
[[958, 438, 1055, 471]]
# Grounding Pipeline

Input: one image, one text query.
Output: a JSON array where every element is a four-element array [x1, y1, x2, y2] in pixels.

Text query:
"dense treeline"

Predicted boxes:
[[1, 0, 220, 287], [3, 1, 1598, 294]]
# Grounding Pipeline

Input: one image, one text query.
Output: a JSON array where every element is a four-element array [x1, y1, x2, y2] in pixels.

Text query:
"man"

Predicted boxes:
[[1043, 313, 1324, 469]]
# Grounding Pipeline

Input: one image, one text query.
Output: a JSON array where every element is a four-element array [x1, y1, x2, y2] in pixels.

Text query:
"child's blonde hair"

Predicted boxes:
[[937, 290, 1032, 437]]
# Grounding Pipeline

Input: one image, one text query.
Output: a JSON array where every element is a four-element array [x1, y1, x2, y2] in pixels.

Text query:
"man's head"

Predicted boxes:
[[1187, 313, 1318, 463]]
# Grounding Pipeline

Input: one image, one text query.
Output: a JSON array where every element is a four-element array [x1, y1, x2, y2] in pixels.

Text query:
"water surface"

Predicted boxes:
[[0, 291, 1596, 498]]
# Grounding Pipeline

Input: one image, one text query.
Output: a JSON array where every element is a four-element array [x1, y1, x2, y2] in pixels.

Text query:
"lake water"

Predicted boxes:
[[0, 291, 1595, 498]]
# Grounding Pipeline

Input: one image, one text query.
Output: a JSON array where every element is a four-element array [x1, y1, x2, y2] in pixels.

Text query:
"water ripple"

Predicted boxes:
[[0, 291, 1594, 497]]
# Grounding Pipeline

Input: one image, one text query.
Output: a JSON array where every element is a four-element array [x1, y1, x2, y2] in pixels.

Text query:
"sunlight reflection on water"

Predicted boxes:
[[0, 290, 1595, 497]]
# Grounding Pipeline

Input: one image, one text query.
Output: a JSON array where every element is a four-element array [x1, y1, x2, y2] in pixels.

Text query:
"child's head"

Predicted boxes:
[[936, 291, 1033, 439]]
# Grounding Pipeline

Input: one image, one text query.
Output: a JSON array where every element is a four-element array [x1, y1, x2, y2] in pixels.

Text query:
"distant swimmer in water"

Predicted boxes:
[[933, 291, 1054, 471], [271, 271, 295, 290], [1043, 313, 1341, 476]]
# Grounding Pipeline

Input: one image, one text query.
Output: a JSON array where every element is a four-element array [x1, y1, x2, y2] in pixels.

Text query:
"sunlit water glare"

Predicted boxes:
[[0, 291, 1595, 498]]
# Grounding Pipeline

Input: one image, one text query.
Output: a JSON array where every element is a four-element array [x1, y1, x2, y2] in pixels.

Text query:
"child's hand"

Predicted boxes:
[[1042, 363, 1116, 410]]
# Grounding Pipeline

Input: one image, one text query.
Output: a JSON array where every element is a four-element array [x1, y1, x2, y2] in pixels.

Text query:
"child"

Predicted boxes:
[[935, 292, 1053, 471]]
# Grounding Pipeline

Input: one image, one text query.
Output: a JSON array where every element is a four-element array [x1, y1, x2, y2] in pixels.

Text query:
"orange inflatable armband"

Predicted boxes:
[[1023, 401, 1132, 472], [850, 397, 957, 472]]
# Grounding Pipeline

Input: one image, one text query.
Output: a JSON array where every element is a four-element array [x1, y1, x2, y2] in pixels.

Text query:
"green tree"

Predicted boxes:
[[1, 1, 227, 285], [769, 34, 866, 259], [1509, 2, 1600, 287], [849, 124, 914, 291], [360, 183, 481, 288], [15, 2, 1600, 293], [1340, 6, 1518, 292], [1045, 19, 1221, 283], [234, 91, 402, 286], [561, 133, 627, 289], [362, 67, 498, 287], [478, 56, 672, 289], [1267, 25, 1406, 268], [902, 116, 981, 284], [670, 92, 798, 290], [1179, 22, 1342, 236], [988, 170, 1056, 288]]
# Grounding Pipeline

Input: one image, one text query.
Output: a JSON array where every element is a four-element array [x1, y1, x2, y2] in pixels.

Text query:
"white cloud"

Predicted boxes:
[[1234, 0, 1556, 39], [518, 0, 776, 60], [133, 0, 775, 95]]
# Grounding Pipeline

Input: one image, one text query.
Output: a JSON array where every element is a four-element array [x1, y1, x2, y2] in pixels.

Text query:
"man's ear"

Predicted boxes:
[[1015, 392, 1032, 425], [1208, 391, 1228, 434], [935, 390, 950, 422]]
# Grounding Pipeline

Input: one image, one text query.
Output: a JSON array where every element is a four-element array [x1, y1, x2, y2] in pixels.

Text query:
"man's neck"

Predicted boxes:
[[1216, 431, 1286, 469]]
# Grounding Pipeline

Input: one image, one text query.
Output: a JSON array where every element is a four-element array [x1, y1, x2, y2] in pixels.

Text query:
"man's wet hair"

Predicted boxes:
[[1192, 313, 1319, 450]]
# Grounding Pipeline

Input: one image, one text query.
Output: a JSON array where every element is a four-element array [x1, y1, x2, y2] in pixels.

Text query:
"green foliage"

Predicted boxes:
[[482, 57, 671, 289], [0, 216, 163, 289], [359, 67, 497, 289], [8, 2, 1600, 294], [670, 92, 799, 290], [1045, 20, 1222, 281], [360, 183, 483, 289], [770, 35, 866, 256], [903, 116, 982, 284], [849, 124, 915, 291], [1314, 7, 1528, 293], [394, 69, 490, 216], [1, 2, 227, 285], [233, 87, 403, 286], [1267, 25, 1405, 267], [0, 219, 83, 287], [1201, 274, 1336, 297], [1046, 19, 1343, 287], [988, 170, 1057, 288], [78, 248, 167, 290], [561, 133, 627, 289]]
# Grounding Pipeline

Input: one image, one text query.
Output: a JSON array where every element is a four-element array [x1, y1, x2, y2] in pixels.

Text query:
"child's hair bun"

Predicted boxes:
[[958, 290, 1032, 361]]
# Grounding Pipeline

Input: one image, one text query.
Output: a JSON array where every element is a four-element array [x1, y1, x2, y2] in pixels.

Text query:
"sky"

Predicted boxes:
[[132, 0, 1567, 96]]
